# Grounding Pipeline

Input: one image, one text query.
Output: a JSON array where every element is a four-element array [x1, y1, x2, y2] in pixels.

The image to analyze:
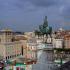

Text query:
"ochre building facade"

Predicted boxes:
[[0, 28, 22, 60]]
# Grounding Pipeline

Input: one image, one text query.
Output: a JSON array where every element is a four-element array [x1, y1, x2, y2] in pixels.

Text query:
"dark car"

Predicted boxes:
[[0, 67, 3, 70], [1, 63, 4, 65]]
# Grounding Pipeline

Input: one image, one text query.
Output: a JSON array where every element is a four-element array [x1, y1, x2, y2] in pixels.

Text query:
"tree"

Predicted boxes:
[[34, 30, 40, 39], [54, 48, 70, 54], [34, 30, 38, 35], [54, 31, 57, 34]]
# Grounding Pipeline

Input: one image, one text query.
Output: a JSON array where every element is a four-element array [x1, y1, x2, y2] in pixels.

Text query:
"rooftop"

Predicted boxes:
[[18, 36, 27, 40], [1, 28, 12, 32], [12, 36, 27, 41], [64, 35, 70, 38], [55, 37, 63, 39]]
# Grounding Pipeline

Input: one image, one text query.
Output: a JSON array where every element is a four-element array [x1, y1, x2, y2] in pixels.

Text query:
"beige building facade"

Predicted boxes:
[[20, 39, 27, 55], [0, 28, 22, 60], [12, 35, 27, 56], [27, 32, 38, 60]]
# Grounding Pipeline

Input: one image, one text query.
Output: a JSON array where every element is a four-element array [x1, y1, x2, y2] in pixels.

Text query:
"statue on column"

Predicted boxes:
[[39, 16, 52, 43]]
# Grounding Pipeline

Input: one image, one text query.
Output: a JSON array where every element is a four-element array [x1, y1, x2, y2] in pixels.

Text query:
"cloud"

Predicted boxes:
[[60, 6, 64, 13], [60, 21, 65, 27], [0, 1, 5, 10], [59, 5, 70, 29], [60, 20, 70, 29], [11, 0, 59, 10], [10, 0, 24, 9], [0, 0, 70, 31], [29, 0, 58, 7], [60, 5, 70, 19]]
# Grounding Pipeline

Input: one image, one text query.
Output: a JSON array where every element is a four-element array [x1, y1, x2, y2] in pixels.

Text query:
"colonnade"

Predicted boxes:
[[6, 54, 21, 60]]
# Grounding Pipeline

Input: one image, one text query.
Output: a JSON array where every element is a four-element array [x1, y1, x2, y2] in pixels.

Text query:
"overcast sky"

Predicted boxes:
[[0, 0, 70, 32]]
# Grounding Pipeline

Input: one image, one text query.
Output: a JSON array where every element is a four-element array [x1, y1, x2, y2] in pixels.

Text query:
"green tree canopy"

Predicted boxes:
[[54, 48, 70, 52], [34, 30, 40, 35]]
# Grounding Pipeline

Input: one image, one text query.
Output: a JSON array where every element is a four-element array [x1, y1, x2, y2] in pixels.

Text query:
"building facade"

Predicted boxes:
[[12, 35, 27, 55], [27, 32, 38, 60], [64, 35, 70, 48], [0, 28, 22, 60], [18, 36, 27, 55], [55, 37, 63, 48]]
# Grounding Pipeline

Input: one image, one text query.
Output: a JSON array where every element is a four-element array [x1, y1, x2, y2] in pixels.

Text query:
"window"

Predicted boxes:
[[67, 38, 69, 40], [67, 44, 69, 46], [67, 41, 69, 43], [30, 47, 32, 49], [64, 44, 66, 46], [64, 38, 66, 40], [64, 41, 66, 43]]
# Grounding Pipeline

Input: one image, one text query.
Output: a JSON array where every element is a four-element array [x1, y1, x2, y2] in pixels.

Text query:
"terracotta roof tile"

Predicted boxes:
[[12, 36, 27, 41], [60, 33, 69, 38], [64, 35, 70, 38], [12, 38, 19, 41], [18, 36, 27, 40]]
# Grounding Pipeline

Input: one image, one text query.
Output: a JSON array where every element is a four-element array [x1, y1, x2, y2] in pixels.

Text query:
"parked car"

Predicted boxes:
[[60, 51, 65, 54], [0, 66, 3, 70], [1, 61, 4, 65]]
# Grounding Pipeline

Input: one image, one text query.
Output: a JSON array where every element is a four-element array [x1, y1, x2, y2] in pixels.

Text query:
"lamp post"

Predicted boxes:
[[60, 56, 62, 65], [26, 47, 27, 67]]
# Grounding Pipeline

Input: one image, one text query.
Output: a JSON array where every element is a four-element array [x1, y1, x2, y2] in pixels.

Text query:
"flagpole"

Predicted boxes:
[[24, 47, 27, 68]]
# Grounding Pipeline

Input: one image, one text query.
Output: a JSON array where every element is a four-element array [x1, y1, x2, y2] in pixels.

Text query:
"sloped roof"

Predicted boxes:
[[60, 33, 69, 38], [12, 37, 19, 41], [68, 30, 70, 32], [12, 36, 27, 41], [64, 35, 70, 38], [60, 33, 69, 36], [18, 36, 27, 40]]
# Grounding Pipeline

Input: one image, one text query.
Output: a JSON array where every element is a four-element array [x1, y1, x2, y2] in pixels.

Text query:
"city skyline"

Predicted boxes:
[[0, 0, 70, 32]]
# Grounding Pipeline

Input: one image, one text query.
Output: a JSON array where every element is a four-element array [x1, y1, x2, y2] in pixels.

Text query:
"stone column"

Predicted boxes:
[[33, 43, 57, 70]]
